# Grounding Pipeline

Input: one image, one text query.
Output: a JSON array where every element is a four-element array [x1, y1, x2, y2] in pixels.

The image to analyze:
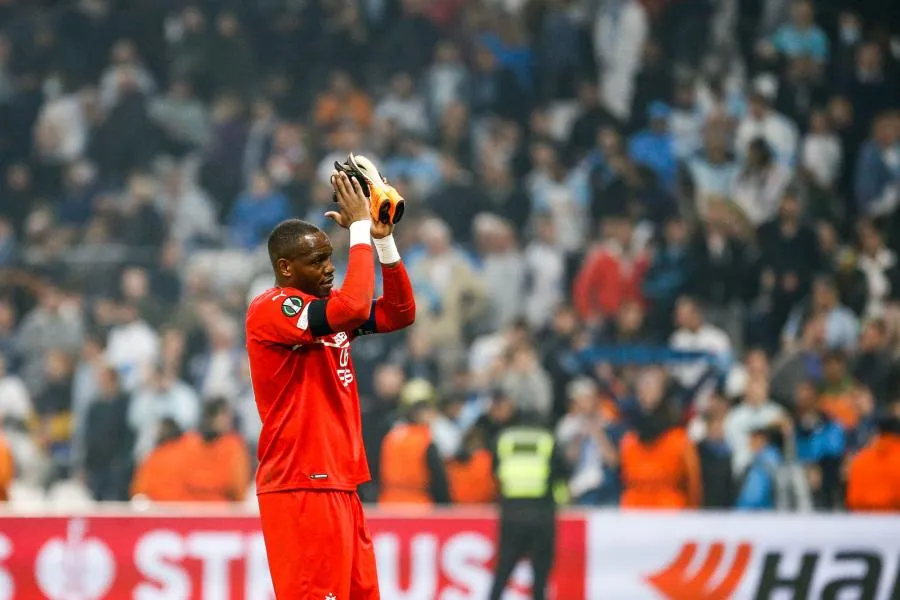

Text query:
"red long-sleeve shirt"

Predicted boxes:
[[573, 246, 649, 322], [246, 245, 415, 494]]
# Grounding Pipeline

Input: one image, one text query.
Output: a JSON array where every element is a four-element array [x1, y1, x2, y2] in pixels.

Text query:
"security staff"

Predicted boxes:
[[489, 411, 569, 600]]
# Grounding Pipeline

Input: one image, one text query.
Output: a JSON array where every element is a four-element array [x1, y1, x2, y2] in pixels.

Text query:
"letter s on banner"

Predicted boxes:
[[375, 533, 439, 600], [134, 531, 191, 600], [440, 532, 494, 600]]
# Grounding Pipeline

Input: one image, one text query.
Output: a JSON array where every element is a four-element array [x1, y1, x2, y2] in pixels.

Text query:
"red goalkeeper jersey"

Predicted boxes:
[[246, 262, 415, 494]]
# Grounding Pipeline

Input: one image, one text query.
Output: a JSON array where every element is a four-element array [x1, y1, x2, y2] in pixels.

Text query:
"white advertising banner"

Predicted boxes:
[[586, 512, 900, 600]]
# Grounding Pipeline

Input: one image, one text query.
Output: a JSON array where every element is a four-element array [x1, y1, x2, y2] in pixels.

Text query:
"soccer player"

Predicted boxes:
[[245, 171, 415, 599]]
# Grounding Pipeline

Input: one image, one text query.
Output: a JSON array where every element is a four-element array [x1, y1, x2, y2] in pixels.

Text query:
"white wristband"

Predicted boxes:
[[348, 220, 371, 248], [373, 235, 401, 264]]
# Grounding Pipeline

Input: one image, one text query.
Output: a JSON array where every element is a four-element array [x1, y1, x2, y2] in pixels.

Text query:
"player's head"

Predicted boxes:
[[267, 219, 336, 297]]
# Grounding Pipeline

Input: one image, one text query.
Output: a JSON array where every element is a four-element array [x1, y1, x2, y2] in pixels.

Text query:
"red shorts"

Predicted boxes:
[[258, 489, 380, 600]]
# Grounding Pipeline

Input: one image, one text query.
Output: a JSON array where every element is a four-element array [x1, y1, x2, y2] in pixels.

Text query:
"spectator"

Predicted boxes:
[[523, 215, 566, 330], [682, 126, 739, 216], [148, 78, 210, 153], [724, 377, 786, 477], [424, 41, 469, 122], [375, 72, 429, 137], [314, 71, 373, 132], [568, 78, 620, 161], [792, 379, 845, 508], [642, 215, 691, 334], [33, 86, 96, 165], [628, 102, 677, 191], [759, 0, 829, 66], [196, 316, 243, 402], [158, 161, 220, 247], [81, 365, 133, 501], [853, 112, 900, 218], [528, 142, 591, 256], [206, 12, 255, 97], [574, 214, 648, 325], [801, 108, 843, 192], [555, 378, 621, 505], [33, 349, 75, 480], [688, 201, 749, 330], [783, 275, 860, 353], [818, 350, 859, 432], [128, 364, 199, 461], [227, 172, 291, 250], [105, 302, 159, 391], [619, 368, 702, 509], [669, 297, 732, 395], [735, 426, 783, 510], [473, 214, 525, 328], [408, 218, 489, 369], [752, 191, 820, 351], [501, 343, 554, 420], [735, 90, 798, 168], [732, 138, 792, 227], [15, 284, 84, 394], [98, 39, 157, 110], [469, 44, 525, 122], [840, 44, 899, 136], [593, 0, 648, 121], [383, 134, 442, 199], [694, 396, 736, 508], [855, 219, 900, 318], [853, 319, 894, 405]]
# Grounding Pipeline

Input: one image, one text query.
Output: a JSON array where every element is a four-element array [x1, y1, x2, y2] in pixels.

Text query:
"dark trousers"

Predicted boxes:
[[489, 510, 556, 600]]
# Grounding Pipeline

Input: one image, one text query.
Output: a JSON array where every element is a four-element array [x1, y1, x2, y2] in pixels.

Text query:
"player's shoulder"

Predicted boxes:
[[247, 287, 315, 323]]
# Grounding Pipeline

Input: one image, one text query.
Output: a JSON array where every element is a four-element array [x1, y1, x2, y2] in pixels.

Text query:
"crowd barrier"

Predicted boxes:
[[0, 506, 897, 599]]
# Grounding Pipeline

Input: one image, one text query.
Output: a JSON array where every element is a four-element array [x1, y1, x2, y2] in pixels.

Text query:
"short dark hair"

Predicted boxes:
[[267, 219, 321, 266], [203, 397, 230, 422]]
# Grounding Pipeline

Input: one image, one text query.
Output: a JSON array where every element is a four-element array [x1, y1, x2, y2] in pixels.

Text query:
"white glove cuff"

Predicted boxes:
[[349, 220, 371, 248], [373, 235, 401, 264]]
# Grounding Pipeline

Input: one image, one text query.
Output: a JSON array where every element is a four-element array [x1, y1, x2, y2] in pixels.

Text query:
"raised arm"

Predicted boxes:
[[353, 232, 416, 336]]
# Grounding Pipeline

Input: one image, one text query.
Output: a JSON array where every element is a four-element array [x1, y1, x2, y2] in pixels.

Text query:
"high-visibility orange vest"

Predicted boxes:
[[379, 423, 432, 505], [847, 434, 900, 512], [620, 428, 702, 509], [447, 448, 497, 504], [0, 434, 13, 502]]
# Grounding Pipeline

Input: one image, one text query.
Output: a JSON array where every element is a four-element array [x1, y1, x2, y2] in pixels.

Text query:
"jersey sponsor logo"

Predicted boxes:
[[281, 296, 304, 317], [645, 541, 752, 600]]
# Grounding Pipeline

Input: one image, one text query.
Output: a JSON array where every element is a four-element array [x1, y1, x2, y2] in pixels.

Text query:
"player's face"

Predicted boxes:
[[281, 232, 336, 297]]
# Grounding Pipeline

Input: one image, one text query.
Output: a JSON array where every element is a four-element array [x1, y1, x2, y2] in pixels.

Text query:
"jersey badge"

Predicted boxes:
[[281, 296, 304, 317]]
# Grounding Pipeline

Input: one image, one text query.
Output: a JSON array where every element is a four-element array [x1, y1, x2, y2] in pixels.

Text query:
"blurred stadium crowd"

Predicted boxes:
[[0, 0, 900, 512]]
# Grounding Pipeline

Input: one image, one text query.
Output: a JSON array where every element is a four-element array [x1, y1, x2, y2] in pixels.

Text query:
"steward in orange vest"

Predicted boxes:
[[847, 415, 900, 512], [447, 428, 497, 504], [378, 400, 450, 506], [620, 399, 702, 510]]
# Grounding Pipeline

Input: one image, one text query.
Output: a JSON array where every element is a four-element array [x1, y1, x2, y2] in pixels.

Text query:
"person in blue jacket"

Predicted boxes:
[[629, 102, 677, 190], [736, 426, 783, 510]]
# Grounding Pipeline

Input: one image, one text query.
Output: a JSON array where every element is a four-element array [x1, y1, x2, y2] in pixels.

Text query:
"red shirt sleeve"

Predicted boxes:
[[354, 261, 416, 336], [246, 288, 320, 346]]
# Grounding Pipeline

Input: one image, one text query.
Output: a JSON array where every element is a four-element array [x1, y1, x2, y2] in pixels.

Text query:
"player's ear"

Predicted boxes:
[[276, 258, 292, 279]]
